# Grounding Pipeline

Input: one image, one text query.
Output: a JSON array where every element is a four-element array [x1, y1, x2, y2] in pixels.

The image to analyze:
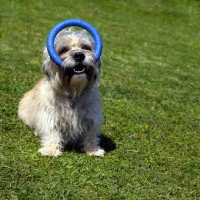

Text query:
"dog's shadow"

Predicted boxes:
[[64, 134, 116, 154], [99, 134, 116, 153]]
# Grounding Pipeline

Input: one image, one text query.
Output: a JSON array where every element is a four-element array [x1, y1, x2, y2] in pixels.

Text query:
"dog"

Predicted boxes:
[[18, 29, 105, 157]]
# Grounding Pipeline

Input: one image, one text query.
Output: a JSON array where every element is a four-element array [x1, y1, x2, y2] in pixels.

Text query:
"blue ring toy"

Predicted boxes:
[[47, 18, 103, 67]]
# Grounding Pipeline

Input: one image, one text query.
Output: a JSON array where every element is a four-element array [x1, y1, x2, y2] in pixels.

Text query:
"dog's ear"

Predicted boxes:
[[94, 59, 101, 86], [96, 57, 102, 69], [41, 48, 57, 80]]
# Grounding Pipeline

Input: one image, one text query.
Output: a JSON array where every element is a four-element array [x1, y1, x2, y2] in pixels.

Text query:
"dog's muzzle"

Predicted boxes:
[[63, 52, 88, 76]]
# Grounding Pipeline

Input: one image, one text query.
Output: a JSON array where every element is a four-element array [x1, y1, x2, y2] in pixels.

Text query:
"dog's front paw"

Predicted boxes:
[[38, 147, 62, 157], [86, 148, 105, 157]]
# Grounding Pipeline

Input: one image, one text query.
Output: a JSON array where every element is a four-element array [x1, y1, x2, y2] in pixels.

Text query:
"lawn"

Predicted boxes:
[[0, 0, 200, 199]]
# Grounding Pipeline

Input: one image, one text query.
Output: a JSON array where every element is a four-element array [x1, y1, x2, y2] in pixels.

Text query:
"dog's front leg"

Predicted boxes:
[[38, 132, 63, 157], [82, 130, 105, 157]]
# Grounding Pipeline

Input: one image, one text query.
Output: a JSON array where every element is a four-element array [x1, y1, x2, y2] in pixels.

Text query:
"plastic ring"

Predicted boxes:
[[46, 18, 103, 67]]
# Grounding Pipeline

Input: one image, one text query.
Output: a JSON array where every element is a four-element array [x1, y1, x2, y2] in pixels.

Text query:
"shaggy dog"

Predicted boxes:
[[18, 29, 105, 157]]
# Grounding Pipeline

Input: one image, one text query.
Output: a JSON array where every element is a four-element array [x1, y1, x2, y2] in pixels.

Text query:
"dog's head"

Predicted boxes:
[[42, 29, 101, 97]]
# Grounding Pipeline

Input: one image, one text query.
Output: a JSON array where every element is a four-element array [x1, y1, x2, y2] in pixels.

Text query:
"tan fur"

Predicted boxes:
[[18, 29, 104, 157]]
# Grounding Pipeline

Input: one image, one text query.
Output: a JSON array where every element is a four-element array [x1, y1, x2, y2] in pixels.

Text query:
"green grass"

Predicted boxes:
[[1, 0, 200, 199]]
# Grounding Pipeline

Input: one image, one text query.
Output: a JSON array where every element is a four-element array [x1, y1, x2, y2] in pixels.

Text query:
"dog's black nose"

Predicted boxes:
[[74, 52, 85, 62]]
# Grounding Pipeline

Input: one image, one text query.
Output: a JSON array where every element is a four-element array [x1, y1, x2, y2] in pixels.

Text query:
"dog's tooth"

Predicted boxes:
[[73, 68, 85, 74]]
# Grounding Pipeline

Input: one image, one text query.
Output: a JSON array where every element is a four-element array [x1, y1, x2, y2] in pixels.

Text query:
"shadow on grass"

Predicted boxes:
[[64, 134, 116, 154], [99, 134, 116, 153]]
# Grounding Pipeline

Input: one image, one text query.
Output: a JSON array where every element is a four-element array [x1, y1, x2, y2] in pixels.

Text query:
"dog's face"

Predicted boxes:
[[42, 29, 101, 97]]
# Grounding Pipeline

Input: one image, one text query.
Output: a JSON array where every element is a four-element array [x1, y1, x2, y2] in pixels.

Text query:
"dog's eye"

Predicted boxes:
[[59, 47, 69, 55], [82, 45, 92, 51]]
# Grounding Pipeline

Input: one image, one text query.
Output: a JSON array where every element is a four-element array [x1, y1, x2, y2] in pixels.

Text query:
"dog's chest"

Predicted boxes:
[[54, 101, 92, 135]]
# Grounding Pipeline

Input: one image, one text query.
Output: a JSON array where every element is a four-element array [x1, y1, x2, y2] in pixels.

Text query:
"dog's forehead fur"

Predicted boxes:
[[55, 29, 94, 50]]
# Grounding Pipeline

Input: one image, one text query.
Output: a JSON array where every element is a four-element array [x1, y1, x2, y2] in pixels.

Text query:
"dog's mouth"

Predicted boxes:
[[65, 64, 87, 76], [73, 64, 86, 74]]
